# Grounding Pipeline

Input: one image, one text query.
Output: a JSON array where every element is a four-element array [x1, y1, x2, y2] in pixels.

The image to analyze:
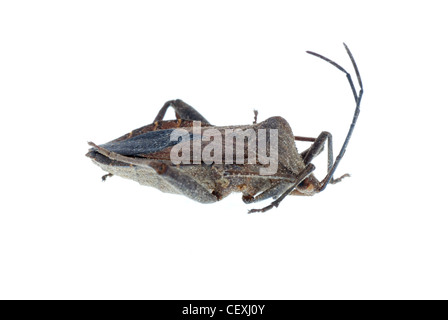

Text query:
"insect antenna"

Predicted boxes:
[[306, 43, 364, 191]]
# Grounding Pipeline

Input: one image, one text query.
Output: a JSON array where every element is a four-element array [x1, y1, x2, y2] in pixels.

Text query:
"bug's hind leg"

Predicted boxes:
[[153, 99, 211, 125], [301, 131, 350, 185]]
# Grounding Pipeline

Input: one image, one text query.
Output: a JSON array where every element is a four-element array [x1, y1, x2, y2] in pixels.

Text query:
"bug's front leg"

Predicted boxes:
[[242, 180, 293, 204], [153, 99, 211, 125], [248, 163, 315, 213], [301, 131, 350, 187]]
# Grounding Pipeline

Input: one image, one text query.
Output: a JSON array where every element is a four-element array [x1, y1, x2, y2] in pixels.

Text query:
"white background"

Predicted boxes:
[[1, 1, 447, 299]]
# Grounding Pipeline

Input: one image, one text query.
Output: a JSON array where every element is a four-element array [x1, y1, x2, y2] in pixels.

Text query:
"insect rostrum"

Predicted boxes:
[[86, 44, 363, 213]]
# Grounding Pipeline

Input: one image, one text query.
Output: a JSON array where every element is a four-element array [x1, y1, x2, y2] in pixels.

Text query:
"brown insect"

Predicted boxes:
[[86, 44, 363, 213]]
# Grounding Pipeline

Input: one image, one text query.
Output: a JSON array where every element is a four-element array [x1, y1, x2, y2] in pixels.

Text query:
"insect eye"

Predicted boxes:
[[298, 180, 307, 188]]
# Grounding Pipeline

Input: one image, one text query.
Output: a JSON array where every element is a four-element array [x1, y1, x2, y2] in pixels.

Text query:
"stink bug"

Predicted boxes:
[[86, 44, 363, 213]]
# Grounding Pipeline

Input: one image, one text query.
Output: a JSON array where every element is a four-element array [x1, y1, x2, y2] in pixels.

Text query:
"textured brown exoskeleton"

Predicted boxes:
[[86, 44, 363, 213]]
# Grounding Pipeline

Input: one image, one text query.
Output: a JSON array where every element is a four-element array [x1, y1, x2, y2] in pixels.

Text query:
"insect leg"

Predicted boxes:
[[248, 163, 315, 213], [294, 136, 316, 142], [303, 131, 332, 169], [153, 99, 211, 125], [301, 131, 350, 185], [306, 43, 363, 192], [294, 135, 319, 159], [243, 181, 294, 204]]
